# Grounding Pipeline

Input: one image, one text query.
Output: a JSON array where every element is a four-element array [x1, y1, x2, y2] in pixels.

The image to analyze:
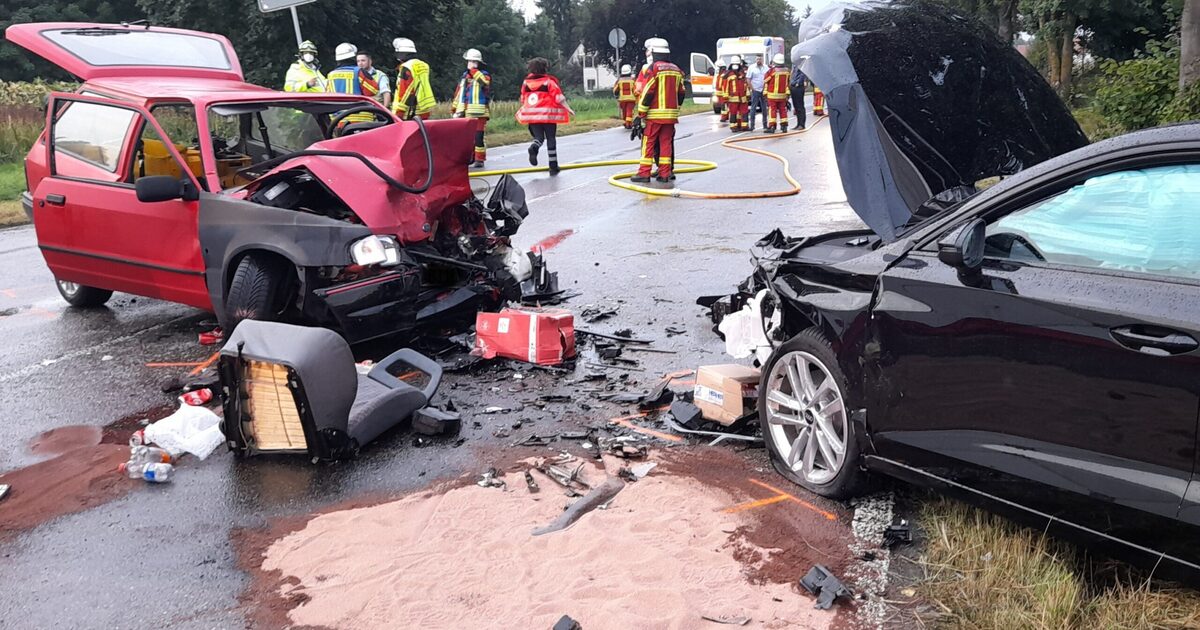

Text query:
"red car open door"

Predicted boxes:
[[33, 93, 210, 310]]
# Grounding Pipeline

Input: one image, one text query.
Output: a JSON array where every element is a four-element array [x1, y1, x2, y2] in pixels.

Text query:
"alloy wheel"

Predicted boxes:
[[57, 280, 80, 297], [764, 350, 848, 485]]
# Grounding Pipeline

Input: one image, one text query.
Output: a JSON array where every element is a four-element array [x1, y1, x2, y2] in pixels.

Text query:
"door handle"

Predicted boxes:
[[1110, 325, 1199, 356], [45, 194, 66, 206]]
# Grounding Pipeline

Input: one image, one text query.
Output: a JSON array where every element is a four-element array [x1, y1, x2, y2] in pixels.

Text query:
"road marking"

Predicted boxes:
[[745, 478, 839, 521]]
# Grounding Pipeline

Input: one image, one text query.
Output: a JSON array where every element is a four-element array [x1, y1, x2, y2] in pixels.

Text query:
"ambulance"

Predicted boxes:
[[690, 36, 787, 113]]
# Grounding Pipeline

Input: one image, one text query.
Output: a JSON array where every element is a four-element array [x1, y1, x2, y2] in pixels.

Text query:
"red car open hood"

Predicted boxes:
[[268, 119, 475, 243]]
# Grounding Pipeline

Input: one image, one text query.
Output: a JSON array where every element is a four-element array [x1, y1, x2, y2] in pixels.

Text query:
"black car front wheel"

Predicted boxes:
[[225, 254, 289, 332], [759, 328, 867, 499], [56, 279, 113, 308]]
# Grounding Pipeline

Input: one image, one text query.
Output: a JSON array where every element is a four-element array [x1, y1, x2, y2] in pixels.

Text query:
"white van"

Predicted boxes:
[[690, 36, 787, 112]]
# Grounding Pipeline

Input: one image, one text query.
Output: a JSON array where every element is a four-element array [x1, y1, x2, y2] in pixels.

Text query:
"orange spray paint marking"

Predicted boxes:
[[609, 417, 683, 443], [188, 352, 220, 376], [722, 494, 791, 514], [747, 478, 838, 521]]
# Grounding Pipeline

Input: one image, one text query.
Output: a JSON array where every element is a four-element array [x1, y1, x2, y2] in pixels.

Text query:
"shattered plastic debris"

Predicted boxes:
[[669, 400, 704, 430], [883, 519, 912, 547], [532, 476, 625, 536], [524, 470, 540, 493], [143, 405, 224, 460], [799, 564, 853, 610], [412, 407, 462, 436], [700, 615, 751, 626], [0, 483, 9, 502], [552, 615, 582, 630], [180, 388, 213, 407], [477, 468, 506, 489], [198, 328, 224, 346]]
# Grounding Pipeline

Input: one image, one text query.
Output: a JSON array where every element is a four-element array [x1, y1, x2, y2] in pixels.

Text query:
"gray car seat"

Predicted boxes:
[[217, 320, 442, 460]]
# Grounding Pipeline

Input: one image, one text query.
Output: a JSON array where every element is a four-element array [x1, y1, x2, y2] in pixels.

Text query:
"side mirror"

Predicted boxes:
[[937, 218, 985, 281], [136, 176, 199, 203]]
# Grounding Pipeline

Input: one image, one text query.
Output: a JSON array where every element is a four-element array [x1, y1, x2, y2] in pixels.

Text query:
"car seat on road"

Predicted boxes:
[[217, 320, 442, 461]]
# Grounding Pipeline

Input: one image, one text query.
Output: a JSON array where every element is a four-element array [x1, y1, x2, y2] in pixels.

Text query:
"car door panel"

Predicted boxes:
[[869, 252, 1200, 544], [37, 93, 210, 310]]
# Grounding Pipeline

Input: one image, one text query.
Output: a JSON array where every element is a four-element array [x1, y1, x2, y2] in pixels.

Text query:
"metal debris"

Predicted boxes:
[[700, 615, 750, 626], [553, 614, 582, 630], [477, 468, 506, 489], [524, 470, 540, 493], [883, 519, 912, 547]]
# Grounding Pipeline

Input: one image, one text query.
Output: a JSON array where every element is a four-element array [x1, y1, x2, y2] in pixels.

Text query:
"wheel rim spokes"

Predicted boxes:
[[766, 351, 848, 485]]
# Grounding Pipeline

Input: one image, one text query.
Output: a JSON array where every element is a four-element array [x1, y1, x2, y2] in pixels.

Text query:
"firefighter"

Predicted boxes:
[[715, 61, 729, 123], [723, 56, 750, 133], [326, 43, 383, 126], [630, 37, 686, 186], [613, 65, 637, 129], [284, 40, 326, 92], [392, 37, 436, 120], [516, 57, 575, 174], [813, 85, 826, 116], [763, 53, 791, 133], [452, 48, 492, 168]]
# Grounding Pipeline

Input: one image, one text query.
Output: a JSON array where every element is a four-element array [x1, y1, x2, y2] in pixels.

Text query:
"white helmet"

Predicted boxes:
[[620, 64, 632, 75], [729, 55, 743, 66], [644, 37, 670, 54], [335, 42, 357, 61], [463, 48, 483, 62], [772, 53, 786, 66], [393, 37, 416, 55]]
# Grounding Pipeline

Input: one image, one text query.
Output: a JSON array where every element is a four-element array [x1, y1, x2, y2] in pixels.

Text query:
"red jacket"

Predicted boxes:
[[516, 74, 572, 124], [725, 69, 749, 103]]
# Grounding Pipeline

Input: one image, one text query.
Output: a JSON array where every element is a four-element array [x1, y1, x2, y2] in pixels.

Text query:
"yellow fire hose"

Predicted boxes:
[[471, 115, 827, 200]]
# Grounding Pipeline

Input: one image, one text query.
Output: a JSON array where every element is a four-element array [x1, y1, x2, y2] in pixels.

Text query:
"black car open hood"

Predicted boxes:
[[792, 0, 1089, 242]]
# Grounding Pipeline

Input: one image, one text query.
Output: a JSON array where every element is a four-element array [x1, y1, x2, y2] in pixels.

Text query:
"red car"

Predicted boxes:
[[8, 22, 546, 342]]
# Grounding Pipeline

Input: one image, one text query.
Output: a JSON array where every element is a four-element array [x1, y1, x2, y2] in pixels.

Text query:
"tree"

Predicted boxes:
[[461, 0, 526, 99], [1, 0, 146, 81], [802, 5, 813, 19], [523, 14, 561, 61], [578, 0, 755, 71], [1182, 0, 1200, 89], [749, 0, 797, 43], [536, 0, 579, 60]]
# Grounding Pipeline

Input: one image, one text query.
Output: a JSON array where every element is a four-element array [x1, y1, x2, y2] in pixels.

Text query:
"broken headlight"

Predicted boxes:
[[350, 235, 401, 266]]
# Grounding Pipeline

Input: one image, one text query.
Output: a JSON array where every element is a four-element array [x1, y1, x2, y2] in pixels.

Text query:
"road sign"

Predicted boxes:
[[608, 27, 627, 49], [257, 0, 315, 13]]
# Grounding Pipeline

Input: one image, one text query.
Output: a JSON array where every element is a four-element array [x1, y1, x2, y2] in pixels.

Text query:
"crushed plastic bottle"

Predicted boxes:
[[129, 429, 147, 448], [130, 445, 173, 465], [117, 462, 174, 483]]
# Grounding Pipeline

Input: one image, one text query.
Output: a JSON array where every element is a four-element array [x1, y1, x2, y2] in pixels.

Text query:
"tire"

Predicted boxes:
[[55, 279, 113, 308], [758, 328, 867, 499], [224, 254, 287, 332]]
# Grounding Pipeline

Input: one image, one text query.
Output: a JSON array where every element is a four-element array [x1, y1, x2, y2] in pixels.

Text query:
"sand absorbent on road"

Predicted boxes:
[[258, 456, 837, 629]]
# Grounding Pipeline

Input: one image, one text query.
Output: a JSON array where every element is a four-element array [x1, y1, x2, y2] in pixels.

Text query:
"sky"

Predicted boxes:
[[510, 0, 847, 24]]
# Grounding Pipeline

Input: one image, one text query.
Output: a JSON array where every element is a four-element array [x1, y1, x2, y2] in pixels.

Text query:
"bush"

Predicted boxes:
[[1093, 39, 1180, 136]]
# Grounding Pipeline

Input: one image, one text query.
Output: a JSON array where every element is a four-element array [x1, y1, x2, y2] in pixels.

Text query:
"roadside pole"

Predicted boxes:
[[288, 6, 303, 48]]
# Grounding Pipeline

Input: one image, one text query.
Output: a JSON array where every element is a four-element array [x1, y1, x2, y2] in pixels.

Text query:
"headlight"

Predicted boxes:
[[350, 235, 401, 266]]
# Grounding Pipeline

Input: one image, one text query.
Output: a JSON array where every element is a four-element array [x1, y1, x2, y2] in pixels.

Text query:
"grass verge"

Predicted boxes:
[[915, 497, 1200, 629], [0, 162, 26, 228]]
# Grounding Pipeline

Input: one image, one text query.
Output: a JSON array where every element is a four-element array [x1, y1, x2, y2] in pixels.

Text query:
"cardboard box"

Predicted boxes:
[[693, 364, 760, 425], [474, 307, 576, 366]]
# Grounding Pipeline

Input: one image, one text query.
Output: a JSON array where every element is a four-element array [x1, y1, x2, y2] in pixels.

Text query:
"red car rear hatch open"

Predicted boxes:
[[4, 22, 243, 82]]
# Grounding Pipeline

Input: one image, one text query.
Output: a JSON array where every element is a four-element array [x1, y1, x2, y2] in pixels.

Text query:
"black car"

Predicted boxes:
[[733, 2, 1200, 574]]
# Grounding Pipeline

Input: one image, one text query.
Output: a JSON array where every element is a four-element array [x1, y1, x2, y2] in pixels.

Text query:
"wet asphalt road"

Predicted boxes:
[[0, 109, 861, 628]]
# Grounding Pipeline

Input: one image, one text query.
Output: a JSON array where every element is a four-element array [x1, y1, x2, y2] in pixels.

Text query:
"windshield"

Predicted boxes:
[[43, 28, 231, 70], [205, 101, 368, 189]]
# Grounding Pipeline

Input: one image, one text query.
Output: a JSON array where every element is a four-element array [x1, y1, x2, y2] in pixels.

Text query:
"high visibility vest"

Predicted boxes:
[[453, 69, 491, 118], [326, 66, 375, 124], [764, 67, 791, 100], [715, 71, 728, 100], [634, 66, 652, 98], [636, 61, 686, 123], [613, 78, 637, 103], [284, 62, 326, 93], [516, 74, 572, 125], [393, 59, 436, 118], [724, 71, 749, 104]]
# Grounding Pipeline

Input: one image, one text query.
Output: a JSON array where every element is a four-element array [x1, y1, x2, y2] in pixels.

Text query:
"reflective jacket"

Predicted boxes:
[[636, 60, 687, 123], [326, 65, 382, 123], [715, 70, 728, 101], [393, 58, 436, 118], [634, 65, 652, 98], [764, 67, 791, 100], [724, 69, 749, 104], [613, 77, 637, 103], [284, 61, 326, 93], [453, 68, 492, 118], [516, 74, 572, 125]]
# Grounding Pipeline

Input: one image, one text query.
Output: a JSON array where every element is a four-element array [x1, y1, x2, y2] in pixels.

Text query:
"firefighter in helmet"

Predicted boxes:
[[763, 53, 791, 133], [715, 61, 730, 123], [392, 37, 436, 120], [452, 48, 492, 167], [630, 37, 686, 186], [613, 64, 637, 129], [325, 43, 387, 126], [723, 55, 750, 132], [284, 40, 325, 93]]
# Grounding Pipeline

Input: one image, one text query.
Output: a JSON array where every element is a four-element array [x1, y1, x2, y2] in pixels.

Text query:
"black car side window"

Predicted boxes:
[[984, 164, 1200, 280]]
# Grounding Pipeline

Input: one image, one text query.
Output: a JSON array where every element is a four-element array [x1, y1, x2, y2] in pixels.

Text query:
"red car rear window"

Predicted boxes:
[[43, 28, 232, 70]]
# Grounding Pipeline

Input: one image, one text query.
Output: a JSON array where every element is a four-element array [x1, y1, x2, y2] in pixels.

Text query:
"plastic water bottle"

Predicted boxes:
[[117, 462, 174, 483], [129, 445, 173, 465]]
